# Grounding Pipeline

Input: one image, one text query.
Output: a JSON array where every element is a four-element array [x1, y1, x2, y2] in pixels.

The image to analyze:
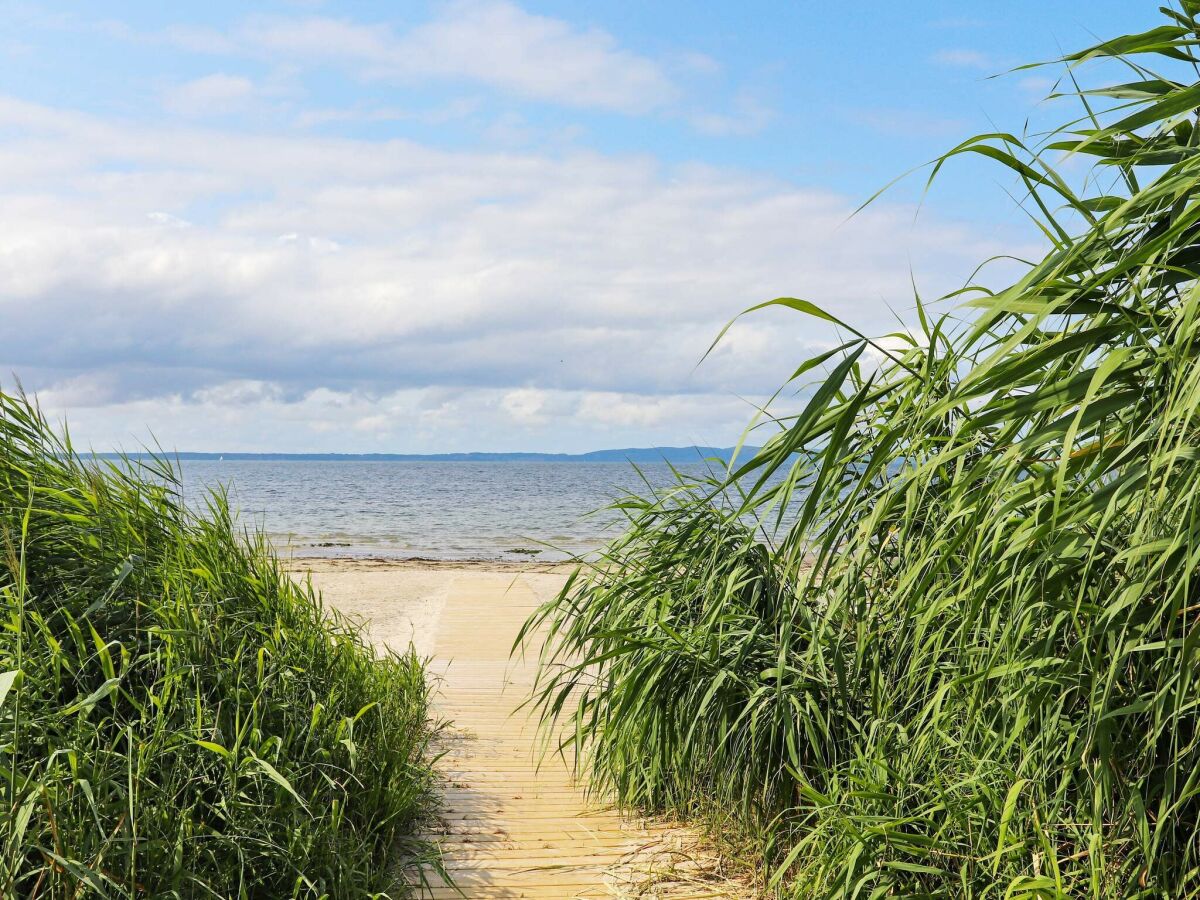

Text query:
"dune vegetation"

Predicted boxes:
[[0, 392, 439, 898], [525, 9, 1200, 898]]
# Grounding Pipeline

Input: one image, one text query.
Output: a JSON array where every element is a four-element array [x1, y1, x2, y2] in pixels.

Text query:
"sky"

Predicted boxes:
[[0, 0, 1159, 453]]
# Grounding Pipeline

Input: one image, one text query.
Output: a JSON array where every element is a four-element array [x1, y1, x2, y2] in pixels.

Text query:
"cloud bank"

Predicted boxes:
[[0, 4, 1030, 452]]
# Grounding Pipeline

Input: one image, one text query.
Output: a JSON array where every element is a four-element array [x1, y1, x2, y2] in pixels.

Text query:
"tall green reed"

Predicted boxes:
[[524, 7, 1200, 897], [0, 390, 440, 898]]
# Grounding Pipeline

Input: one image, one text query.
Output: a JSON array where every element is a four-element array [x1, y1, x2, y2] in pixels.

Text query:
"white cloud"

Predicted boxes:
[[30, 382, 774, 454], [0, 94, 1027, 451], [294, 97, 481, 128], [577, 392, 707, 429], [501, 388, 551, 425], [192, 380, 284, 406], [162, 73, 255, 116], [235, 2, 678, 114], [52, 4, 769, 133], [352, 413, 390, 433], [148, 211, 193, 228]]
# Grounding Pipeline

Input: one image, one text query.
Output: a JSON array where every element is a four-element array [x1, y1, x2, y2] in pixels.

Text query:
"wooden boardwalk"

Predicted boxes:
[[412, 570, 742, 899]]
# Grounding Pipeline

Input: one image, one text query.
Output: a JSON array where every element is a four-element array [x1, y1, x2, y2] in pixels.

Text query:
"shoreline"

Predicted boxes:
[[285, 554, 578, 574]]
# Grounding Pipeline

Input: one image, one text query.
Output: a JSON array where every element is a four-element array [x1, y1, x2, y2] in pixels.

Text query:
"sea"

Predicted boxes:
[[175, 459, 739, 562]]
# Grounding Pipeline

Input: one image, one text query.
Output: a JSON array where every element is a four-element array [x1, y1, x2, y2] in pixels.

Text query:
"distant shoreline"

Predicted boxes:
[[92, 445, 755, 464]]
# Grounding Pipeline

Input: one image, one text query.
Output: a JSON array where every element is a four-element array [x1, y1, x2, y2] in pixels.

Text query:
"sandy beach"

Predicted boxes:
[[288, 556, 572, 658], [289, 556, 748, 899]]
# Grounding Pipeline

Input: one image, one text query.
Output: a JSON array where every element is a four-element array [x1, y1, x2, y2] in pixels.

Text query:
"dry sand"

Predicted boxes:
[[289, 556, 570, 658], [289, 556, 752, 899]]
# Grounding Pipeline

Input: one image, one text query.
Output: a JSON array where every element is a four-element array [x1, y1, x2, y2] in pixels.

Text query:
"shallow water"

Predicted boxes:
[[177, 459, 734, 561]]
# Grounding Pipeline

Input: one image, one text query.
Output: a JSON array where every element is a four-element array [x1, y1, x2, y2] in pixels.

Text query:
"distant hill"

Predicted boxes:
[[100, 446, 758, 464]]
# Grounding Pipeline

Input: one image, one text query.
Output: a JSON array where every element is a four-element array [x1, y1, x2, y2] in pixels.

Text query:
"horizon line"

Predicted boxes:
[[88, 444, 758, 461]]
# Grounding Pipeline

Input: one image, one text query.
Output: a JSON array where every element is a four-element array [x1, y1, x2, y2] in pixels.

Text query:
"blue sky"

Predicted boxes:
[[0, 1, 1160, 452]]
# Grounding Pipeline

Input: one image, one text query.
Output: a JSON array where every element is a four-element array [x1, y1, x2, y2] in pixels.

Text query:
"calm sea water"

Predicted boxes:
[[176, 460, 733, 561]]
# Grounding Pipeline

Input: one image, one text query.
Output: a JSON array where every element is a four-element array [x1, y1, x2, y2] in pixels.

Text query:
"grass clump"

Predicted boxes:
[[526, 8, 1200, 898], [0, 391, 439, 898]]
